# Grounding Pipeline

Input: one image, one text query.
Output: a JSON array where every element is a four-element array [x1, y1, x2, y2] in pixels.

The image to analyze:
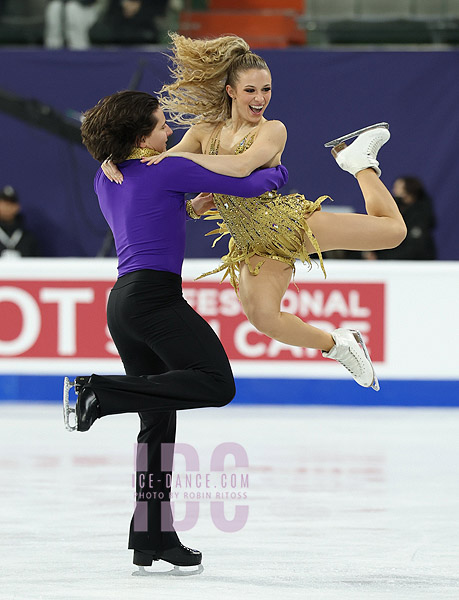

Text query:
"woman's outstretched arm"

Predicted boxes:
[[146, 120, 287, 177]]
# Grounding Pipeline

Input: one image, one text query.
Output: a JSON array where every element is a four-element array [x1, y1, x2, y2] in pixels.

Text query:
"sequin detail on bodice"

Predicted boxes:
[[198, 125, 327, 291]]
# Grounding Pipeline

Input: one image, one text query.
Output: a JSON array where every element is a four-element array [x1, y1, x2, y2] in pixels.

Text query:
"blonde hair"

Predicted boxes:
[[159, 32, 270, 127]]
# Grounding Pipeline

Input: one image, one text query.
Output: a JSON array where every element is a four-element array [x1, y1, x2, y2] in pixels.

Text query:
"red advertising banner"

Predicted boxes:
[[0, 281, 115, 358], [0, 279, 384, 362], [184, 281, 384, 362]]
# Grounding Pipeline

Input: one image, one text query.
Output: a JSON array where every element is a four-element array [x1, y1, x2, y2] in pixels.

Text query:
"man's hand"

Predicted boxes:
[[191, 193, 215, 216]]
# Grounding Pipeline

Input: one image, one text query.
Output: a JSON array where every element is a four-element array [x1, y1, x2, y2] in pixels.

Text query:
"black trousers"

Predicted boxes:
[[86, 269, 235, 551]]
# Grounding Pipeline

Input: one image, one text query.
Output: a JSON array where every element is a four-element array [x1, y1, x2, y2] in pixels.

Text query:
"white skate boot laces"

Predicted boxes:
[[366, 131, 389, 159], [336, 345, 366, 378]]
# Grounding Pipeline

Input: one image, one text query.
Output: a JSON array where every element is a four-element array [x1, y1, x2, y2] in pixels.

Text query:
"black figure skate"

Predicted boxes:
[[63, 376, 98, 431], [133, 564, 204, 577], [132, 543, 203, 577]]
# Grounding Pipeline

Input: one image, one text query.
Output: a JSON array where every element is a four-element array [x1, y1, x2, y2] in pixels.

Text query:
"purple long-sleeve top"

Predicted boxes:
[[95, 157, 289, 278]]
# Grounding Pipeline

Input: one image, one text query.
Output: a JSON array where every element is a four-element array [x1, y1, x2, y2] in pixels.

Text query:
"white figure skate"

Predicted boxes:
[[324, 122, 389, 148], [324, 123, 390, 177], [322, 328, 380, 391]]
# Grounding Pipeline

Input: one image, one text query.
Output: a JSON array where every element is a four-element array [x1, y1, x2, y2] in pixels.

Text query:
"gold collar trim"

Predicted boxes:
[[126, 147, 160, 160]]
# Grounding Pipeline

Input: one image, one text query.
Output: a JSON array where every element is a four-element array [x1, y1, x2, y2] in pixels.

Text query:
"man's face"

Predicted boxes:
[[140, 108, 173, 153]]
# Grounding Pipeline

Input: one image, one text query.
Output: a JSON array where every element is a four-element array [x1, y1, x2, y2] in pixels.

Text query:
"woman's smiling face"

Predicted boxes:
[[226, 68, 272, 123]]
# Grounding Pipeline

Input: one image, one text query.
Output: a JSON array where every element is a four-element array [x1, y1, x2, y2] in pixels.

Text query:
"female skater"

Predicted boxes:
[[103, 34, 407, 390]]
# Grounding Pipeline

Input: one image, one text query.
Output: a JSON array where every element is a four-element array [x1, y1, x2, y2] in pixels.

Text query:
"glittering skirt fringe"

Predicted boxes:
[[196, 193, 330, 293]]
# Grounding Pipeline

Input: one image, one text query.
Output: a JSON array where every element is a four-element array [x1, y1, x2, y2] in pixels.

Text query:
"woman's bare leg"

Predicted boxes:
[[238, 255, 377, 388], [304, 168, 407, 253], [305, 126, 406, 253], [238, 256, 334, 351]]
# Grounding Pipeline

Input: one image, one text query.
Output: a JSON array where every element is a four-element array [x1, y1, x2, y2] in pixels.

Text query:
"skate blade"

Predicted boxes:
[[63, 376, 78, 431], [324, 122, 389, 148], [350, 330, 380, 392], [132, 564, 204, 577]]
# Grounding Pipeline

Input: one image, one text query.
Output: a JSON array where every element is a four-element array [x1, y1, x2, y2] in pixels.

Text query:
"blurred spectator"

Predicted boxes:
[[44, 0, 106, 49], [89, 0, 167, 45], [0, 186, 40, 258], [363, 176, 437, 260], [0, 0, 48, 45]]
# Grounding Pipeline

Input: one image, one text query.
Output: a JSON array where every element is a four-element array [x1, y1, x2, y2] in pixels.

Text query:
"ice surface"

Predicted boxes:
[[1, 403, 459, 600]]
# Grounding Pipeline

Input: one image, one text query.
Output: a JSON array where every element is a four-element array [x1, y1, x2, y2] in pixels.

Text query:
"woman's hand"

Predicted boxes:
[[101, 159, 123, 184], [140, 151, 188, 166], [191, 193, 215, 216]]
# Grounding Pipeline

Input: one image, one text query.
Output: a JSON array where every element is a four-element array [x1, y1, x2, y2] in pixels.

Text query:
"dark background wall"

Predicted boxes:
[[1, 48, 458, 259]]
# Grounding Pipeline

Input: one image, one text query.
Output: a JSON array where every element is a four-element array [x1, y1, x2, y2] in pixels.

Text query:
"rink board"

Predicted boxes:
[[0, 259, 458, 405]]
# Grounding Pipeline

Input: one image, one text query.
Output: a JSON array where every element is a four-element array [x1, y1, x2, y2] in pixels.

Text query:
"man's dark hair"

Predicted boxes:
[[81, 90, 160, 163]]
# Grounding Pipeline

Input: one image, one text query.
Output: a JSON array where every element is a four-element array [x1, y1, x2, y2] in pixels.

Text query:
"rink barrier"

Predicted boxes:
[[0, 374, 458, 406], [0, 259, 458, 406]]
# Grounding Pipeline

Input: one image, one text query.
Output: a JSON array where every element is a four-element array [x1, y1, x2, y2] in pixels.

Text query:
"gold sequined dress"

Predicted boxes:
[[197, 125, 328, 291]]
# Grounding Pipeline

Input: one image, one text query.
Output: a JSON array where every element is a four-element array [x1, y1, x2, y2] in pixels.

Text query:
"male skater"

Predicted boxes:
[[64, 90, 288, 570]]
